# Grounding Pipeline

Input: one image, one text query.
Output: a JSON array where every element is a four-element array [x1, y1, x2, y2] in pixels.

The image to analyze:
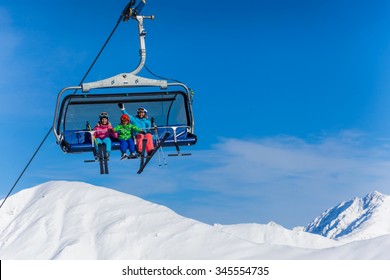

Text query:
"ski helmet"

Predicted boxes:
[[99, 112, 109, 120], [120, 114, 130, 122], [137, 107, 148, 114]]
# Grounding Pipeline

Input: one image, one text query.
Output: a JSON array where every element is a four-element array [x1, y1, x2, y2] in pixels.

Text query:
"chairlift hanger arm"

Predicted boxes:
[[82, 2, 157, 92], [129, 14, 155, 76], [122, 0, 154, 75]]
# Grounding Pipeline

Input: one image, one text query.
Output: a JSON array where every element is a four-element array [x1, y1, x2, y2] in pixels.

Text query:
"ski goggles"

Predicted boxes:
[[137, 108, 147, 114], [99, 112, 109, 118]]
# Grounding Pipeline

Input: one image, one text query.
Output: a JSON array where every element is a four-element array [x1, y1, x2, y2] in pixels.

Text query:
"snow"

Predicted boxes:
[[214, 222, 338, 249], [304, 190, 390, 242], [1, 181, 390, 259]]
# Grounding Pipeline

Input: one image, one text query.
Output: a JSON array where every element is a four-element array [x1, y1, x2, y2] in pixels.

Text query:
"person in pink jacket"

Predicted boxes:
[[93, 112, 117, 158]]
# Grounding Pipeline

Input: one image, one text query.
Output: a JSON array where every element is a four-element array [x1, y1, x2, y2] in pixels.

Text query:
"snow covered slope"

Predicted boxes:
[[1, 181, 390, 259], [214, 222, 337, 249], [304, 191, 390, 242], [0, 181, 311, 259]]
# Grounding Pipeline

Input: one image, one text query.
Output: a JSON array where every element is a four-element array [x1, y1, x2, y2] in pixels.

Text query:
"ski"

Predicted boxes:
[[98, 144, 104, 174], [138, 138, 148, 170], [137, 132, 170, 174], [102, 143, 109, 174], [86, 121, 99, 160]]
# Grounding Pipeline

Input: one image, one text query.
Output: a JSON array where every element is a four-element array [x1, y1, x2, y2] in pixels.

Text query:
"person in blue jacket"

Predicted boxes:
[[118, 103, 154, 155]]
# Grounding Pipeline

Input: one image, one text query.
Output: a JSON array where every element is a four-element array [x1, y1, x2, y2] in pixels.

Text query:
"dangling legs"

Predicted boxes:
[[95, 138, 103, 154], [136, 134, 144, 153], [136, 133, 154, 154], [102, 138, 112, 158], [127, 138, 137, 158], [119, 139, 129, 159], [144, 133, 154, 154]]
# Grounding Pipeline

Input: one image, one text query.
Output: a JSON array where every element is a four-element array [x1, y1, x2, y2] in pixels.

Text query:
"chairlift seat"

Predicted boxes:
[[54, 90, 196, 154], [61, 125, 197, 154]]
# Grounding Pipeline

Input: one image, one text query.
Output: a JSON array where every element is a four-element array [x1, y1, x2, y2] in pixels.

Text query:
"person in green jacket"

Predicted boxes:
[[114, 114, 143, 160]]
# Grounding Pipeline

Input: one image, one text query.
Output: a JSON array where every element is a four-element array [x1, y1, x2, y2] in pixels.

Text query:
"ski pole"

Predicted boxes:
[[152, 121, 167, 166]]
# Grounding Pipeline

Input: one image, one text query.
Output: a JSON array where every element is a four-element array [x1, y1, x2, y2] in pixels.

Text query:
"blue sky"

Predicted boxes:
[[2, 0, 390, 228]]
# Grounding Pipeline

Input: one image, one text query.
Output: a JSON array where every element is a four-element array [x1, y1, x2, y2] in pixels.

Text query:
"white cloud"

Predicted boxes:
[[190, 131, 390, 193], [164, 131, 390, 226]]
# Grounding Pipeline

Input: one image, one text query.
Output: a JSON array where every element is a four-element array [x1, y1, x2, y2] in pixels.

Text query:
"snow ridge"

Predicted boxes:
[[304, 191, 390, 241], [1, 181, 390, 259]]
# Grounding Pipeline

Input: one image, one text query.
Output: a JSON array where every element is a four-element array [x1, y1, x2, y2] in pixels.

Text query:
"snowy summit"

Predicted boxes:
[[1, 181, 390, 259], [305, 191, 390, 242]]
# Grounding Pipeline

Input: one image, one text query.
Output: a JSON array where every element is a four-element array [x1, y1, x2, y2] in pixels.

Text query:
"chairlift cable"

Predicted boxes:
[[0, 129, 51, 209], [144, 64, 195, 97], [0, 2, 134, 209], [144, 64, 183, 84]]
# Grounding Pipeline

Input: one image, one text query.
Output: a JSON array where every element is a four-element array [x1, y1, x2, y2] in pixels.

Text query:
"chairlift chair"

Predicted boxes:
[[52, 2, 197, 174]]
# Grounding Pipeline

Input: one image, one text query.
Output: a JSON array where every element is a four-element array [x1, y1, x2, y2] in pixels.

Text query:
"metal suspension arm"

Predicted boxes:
[[130, 14, 154, 75], [122, 0, 154, 75], [81, 5, 159, 92]]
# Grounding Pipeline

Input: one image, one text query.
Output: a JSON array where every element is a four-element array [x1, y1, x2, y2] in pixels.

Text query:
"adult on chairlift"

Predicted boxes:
[[118, 103, 154, 155]]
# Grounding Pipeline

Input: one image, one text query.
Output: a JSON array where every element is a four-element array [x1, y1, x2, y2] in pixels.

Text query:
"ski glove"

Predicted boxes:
[[118, 103, 125, 110]]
